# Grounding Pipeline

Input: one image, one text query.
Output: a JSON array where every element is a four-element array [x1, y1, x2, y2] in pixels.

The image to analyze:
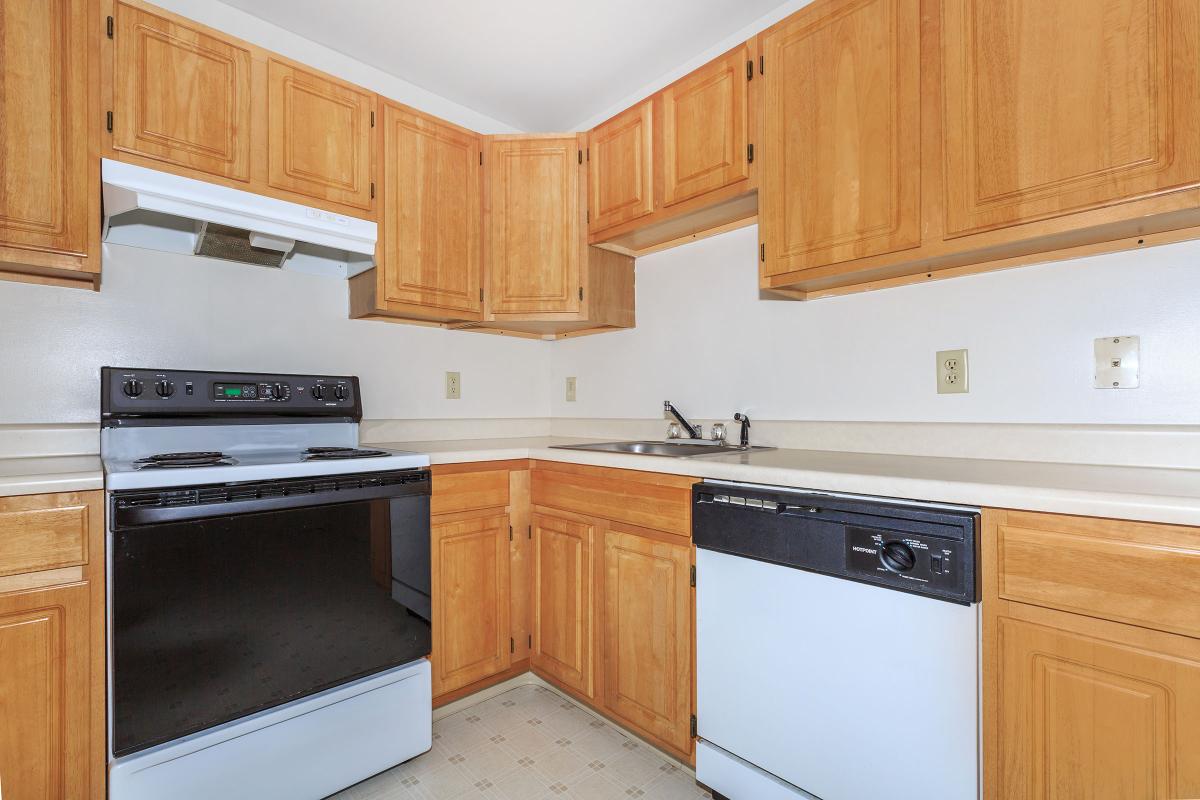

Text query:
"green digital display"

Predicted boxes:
[[223, 387, 243, 397]]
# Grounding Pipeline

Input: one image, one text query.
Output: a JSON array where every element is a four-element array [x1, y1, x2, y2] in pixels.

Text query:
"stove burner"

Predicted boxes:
[[134, 451, 235, 469], [303, 447, 390, 461]]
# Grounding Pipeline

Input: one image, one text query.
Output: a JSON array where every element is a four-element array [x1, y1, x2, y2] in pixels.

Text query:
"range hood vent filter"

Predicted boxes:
[[193, 222, 293, 268]]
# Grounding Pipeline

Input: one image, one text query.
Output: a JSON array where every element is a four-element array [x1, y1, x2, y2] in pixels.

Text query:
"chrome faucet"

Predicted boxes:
[[733, 412, 752, 447], [663, 401, 702, 439]]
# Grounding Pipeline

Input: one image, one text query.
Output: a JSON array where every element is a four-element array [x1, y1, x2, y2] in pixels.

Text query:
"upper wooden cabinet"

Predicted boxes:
[[112, 1, 253, 182], [267, 59, 375, 211], [942, 0, 1200, 238], [0, 0, 99, 288], [659, 45, 750, 208], [530, 511, 595, 697], [759, 0, 921, 277], [588, 102, 654, 233]]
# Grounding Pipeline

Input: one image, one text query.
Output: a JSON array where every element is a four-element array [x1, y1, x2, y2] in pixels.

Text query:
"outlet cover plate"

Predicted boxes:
[[565, 377, 577, 402], [937, 349, 969, 394], [1094, 336, 1139, 388], [445, 371, 461, 400]]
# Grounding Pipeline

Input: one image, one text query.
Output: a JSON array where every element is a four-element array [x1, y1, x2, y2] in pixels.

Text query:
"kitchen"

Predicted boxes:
[[1, 0, 1198, 798]]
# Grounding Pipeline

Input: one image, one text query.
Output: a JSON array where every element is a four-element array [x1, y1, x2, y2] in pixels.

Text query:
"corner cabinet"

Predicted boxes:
[[0, 0, 100, 289]]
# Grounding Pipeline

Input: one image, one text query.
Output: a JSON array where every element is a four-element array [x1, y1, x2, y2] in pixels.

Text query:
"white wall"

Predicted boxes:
[[550, 228, 1200, 425], [150, 0, 520, 134], [0, 246, 552, 423]]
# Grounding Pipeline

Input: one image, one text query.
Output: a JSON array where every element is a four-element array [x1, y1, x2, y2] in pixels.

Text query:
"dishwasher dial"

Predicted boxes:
[[879, 541, 916, 572]]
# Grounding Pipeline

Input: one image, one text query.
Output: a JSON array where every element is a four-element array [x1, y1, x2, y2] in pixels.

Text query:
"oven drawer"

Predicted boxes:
[[995, 509, 1200, 638], [0, 492, 97, 579]]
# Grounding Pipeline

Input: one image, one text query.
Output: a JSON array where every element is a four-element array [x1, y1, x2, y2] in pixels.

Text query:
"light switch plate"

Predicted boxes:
[[1094, 336, 1139, 388], [565, 377, 577, 402], [937, 349, 969, 394], [445, 371, 461, 399]]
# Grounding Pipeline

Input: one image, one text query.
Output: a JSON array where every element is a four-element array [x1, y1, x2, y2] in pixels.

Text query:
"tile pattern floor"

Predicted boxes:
[[330, 684, 712, 800]]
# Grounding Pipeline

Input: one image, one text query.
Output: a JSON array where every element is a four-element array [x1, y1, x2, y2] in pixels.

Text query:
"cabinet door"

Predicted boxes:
[[994, 614, 1200, 799], [943, 0, 1200, 238], [759, 0, 920, 276], [431, 513, 511, 696], [381, 104, 482, 316], [487, 137, 583, 315], [113, 2, 252, 181], [602, 529, 692, 754], [267, 59, 374, 211], [531, 512, 593, 695], [587, 103, 653, 232], [0, 583, 92, 799], [660, 46, 750, 208], [0, 0, 90, 258]]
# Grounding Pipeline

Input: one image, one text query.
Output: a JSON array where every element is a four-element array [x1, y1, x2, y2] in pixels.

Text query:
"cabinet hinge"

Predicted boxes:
[[107, 15, 114, 38], [747, 143, 754, 164], [760, 242, 766, 262], [527, 525, 532, 539], [690, 565, 696, 587], [578, 286, 584, 302], [528, 634, 532, 648], [106, 111, 113, 133], [759, 55, 765, 75], [509, 525, 513, 541], [578, 149, 583, 165], [479, 151, 483, 166], [690, 715, 698, 738], [510, 637, 515, 654], [586, 209, 590, 224], [586, 147, 590, 162], [746, 59, 753, 81], [479, 287, 484, 302], [370, 110, 375, 127], [370, 182, 375, 199]]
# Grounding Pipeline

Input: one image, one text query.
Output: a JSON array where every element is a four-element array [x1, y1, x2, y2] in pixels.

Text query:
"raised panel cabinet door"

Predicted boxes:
[[487, 137, 583, 315], [113, 2, 252, 181], [602, 530, 692, 754], [267, 59, 374, 211], [759, 0, 921, 276], [942, 0, 1200, 237], [430, 514, 511, 696], [994, 615, 1200, 798], [531, 512, 593, 695], [381, 105, 482, 315], [660, 46, 750, 207], [588, 102, 654, 232], [0, 0, 89, 257], [0, 583, 92, 800]]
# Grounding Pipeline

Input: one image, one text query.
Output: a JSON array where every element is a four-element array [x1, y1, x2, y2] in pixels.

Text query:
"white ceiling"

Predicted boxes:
[[220, 0, 793, 131]]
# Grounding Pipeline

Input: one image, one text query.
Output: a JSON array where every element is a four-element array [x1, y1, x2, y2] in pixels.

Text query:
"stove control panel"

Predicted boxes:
[[102, 368, 362, 422]]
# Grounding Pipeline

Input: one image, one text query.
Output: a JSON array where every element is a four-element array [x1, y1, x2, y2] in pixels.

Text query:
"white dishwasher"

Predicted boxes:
[[693, 481, 981, 800]]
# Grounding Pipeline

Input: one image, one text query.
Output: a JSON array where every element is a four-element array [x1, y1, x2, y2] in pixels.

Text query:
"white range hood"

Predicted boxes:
[[101, 159, 377, 278]]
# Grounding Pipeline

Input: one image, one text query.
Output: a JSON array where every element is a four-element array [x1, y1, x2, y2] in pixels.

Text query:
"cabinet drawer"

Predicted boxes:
[[532, 464, 692, 537], [0, 493, 93, 578], [431, 469, 510, 515], [995, 510, 1200, 638]]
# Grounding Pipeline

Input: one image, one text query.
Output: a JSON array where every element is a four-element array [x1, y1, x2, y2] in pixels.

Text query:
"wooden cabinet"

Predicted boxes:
[[759, 0, 921, 277], [0, 0, 99, 289], [431, 512, 511, 696], [351, 104, 483, 324], [942, 0, 1200, 238], [588, 102, 654, 233], [482, 135, 635, 338], [983, 508, 1200, 799], [0, 490, 105, 800], [659, 45, 750, 208], [267, 58, 375, 211], [112, 1, 253, 182], [602, 527, 693, 754], [530, 511, 595, 696]]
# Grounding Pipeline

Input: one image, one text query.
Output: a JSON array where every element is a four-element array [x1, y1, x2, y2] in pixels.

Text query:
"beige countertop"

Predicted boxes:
[[0, 455, 105, 497], [375, 436, 1200, 527]]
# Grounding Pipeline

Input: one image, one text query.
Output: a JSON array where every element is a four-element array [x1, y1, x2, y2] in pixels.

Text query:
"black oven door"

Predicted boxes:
[[109, 469, 432, 758]]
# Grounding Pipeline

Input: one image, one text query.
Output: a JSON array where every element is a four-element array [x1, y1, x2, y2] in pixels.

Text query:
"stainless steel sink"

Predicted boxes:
[[550, 440, 775, 459]]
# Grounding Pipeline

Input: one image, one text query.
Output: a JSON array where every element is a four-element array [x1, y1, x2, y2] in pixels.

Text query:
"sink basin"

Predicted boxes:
[[550, 440, 775, 459]]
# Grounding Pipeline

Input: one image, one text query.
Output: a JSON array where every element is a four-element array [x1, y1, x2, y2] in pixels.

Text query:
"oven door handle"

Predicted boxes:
[[112, 480, 429, 528]]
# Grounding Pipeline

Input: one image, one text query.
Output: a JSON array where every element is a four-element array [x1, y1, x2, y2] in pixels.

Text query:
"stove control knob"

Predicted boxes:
[[122, 379, 144, 398], [312, 384, 327, 401], [879, 541, 916, 573], [333, 384, 347, 401], [273, 382, 287, 400], [154, 379, 175, 398]]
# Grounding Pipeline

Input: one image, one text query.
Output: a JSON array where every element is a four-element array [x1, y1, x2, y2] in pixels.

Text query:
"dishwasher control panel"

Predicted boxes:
[[846, 526, 966, 596]]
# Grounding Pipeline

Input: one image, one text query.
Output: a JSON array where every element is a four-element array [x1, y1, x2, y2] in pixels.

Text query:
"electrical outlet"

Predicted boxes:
[[937, 349, 969, 394], [445, 371, 461, 400], [565, 377, 577, 402]]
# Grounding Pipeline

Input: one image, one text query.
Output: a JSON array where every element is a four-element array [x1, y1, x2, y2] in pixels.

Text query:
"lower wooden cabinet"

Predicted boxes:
[[602, 527, 693, 754], [0, 490, 104, 800], [530, 511, 596, 697]]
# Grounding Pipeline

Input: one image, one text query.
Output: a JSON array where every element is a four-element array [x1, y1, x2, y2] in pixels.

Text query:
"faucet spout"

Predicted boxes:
[[663, 401, 702, 439]]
